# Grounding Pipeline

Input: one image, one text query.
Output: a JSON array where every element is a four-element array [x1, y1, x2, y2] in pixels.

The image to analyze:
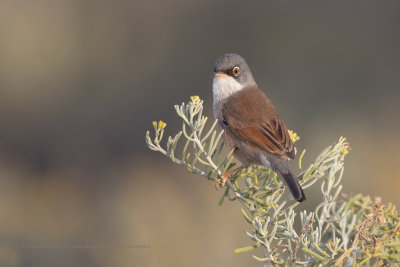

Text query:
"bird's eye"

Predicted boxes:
[[232, 66, 240, 76]]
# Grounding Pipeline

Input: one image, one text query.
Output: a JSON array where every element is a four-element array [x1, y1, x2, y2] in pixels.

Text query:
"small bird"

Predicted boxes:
[[212, 53, 306, 202]]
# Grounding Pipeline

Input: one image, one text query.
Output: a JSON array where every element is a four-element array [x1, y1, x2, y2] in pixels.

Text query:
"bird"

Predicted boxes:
[[212, 53, 306, 202]]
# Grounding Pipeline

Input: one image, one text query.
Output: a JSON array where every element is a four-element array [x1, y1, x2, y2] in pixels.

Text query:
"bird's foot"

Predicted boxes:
[[215, 173, 230, 189], [215, 165, 248, 189]]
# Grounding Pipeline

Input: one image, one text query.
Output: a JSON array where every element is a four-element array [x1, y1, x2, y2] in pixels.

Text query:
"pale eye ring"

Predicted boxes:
[[232, 66, 240, 76]]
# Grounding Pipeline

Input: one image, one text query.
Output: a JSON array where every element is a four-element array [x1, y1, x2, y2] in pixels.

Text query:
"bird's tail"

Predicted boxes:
[[278, 170, 306, 202]]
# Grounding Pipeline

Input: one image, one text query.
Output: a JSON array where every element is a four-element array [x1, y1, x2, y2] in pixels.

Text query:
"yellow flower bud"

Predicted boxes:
[[288, 130, 300, 143], [190, 95, 201, 104], [340, 140, 351, 160], [158, 120, 167, 130]]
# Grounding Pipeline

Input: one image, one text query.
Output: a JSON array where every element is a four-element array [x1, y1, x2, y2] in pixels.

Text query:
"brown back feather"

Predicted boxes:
[[222, 86, 295, 159]]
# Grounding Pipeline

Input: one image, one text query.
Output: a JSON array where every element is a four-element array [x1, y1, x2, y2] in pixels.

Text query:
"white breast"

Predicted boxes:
[[212, 76, 243, 119]]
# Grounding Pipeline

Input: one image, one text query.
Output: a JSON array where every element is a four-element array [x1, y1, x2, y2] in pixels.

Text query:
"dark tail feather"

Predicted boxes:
[[278, 171, 306, 202]]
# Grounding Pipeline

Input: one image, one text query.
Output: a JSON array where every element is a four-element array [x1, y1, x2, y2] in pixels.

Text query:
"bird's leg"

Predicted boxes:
[[216, 165, 248, 188]]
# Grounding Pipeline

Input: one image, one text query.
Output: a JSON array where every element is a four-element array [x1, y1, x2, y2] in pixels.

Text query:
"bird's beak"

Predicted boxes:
[[214, 72, 228, 78]]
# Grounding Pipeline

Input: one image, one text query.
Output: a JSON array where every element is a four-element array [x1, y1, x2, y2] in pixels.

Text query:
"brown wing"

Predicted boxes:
[[222, 86, 295, 159]]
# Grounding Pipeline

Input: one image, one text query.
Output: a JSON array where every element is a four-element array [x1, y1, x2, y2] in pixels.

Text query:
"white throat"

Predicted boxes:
[[212, 76, 243, 119], [212, 76, 243, 103]]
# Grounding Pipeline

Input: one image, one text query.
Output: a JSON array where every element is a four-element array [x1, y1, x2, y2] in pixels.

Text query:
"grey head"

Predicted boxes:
[[214, 53, 256, 88]]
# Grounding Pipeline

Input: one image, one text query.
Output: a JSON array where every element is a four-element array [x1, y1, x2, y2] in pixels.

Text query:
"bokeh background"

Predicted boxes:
[[0, 0, 399, 266]]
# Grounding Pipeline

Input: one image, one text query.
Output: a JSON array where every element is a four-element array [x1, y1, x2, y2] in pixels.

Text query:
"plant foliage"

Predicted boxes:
[[146, 97, 400, 266]]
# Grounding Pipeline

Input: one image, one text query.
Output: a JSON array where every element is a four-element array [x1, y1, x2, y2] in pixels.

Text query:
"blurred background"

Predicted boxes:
[[0, 0, 399, 266]]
